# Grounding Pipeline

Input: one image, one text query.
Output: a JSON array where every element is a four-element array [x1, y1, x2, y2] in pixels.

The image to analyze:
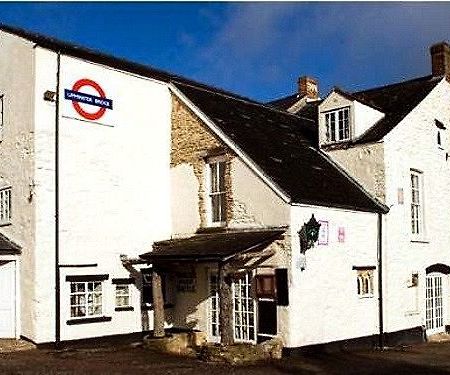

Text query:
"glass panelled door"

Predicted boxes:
[[426, 273, 445, 334], [233, 272, 256, 342], [208, 271, 257, 343]]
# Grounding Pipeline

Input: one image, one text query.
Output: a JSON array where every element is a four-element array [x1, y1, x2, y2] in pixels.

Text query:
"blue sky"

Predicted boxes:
[[1, 2, 450, 101]]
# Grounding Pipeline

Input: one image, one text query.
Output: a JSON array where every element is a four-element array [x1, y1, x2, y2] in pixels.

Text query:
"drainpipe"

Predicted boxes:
[[377, 212, 384, 350], [55, 51, 61, 348]]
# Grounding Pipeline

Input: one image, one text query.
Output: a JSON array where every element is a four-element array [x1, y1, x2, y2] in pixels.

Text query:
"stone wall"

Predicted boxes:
[[171, 95, 235, 230]]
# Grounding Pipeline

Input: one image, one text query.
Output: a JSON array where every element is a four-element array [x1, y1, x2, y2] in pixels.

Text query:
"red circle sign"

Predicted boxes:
[[71, 79, 107, 121]]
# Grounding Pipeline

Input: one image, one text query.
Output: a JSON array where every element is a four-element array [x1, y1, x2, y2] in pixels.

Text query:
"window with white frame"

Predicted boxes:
[[325, 107, 350, 142], [356, 269, 374, 297], [115, 284, 131, 308], [410, 170, 424, 236], [207, 157, 227, 225], [0, 187, 11, 225], [70, 281, 103, 318]]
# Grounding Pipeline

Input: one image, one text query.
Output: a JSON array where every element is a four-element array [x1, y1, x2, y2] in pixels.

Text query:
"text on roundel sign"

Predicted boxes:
[[64, 78, 113, 121]]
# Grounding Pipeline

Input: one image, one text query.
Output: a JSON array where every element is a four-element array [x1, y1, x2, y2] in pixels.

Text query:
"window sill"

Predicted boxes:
[[66, 316, 112, 325], [115, 306, 134, 312], [0, 222, 12, 227], [358, 295, 374, 299], [410, 239, 429, 244]]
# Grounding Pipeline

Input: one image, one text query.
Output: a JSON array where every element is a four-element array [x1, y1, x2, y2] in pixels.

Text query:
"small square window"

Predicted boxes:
[[356, 269, 374, 298], [115, 284, 131, 308], [70, 281, 103, 318], [176, 270, 196, 293]]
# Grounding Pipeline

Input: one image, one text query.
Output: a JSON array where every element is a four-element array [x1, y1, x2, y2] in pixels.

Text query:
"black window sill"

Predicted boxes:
[[115, 306, 134, 312], [66, 316, 112, 325]]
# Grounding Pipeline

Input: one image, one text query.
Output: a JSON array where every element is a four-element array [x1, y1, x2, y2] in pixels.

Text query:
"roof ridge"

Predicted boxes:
[[172, 80, 316, 124], [353, 74, 437, 95]]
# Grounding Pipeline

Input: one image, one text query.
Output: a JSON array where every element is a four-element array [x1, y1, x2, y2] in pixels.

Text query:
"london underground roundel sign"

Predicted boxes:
[[64, 78, 113, 121]]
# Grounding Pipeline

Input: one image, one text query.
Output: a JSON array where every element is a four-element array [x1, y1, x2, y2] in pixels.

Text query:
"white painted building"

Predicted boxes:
[[270, 42, 450, 346], [5, 24, 444, 353]]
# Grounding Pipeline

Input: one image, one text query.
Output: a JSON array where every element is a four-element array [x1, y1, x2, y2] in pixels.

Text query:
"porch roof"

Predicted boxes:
[[140, 227, 286, 263], [0, 232, 21, 254]]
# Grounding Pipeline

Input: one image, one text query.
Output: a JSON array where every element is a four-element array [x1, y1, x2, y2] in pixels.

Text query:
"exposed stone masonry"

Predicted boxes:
[[171, 96, 235, 227]]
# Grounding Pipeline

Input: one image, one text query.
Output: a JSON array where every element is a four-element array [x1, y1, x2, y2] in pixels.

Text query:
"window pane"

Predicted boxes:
[[218, 162, 226, 191], [210, 163, 218, 193]]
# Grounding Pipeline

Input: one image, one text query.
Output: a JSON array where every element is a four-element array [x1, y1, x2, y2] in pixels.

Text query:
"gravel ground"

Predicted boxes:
[[1, 341, 450, 374]]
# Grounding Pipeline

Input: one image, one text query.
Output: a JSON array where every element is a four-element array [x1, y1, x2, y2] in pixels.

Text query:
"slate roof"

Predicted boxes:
[[269, 75, 442, 147], [1, 23, 387, 213], [0, 232, 21, 253], [174, 81, 387, 213], [266, 93, 305, 111], [140, 228, 286, 262]]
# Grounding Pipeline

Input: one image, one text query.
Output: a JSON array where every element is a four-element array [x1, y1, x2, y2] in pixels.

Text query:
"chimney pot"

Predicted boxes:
[[298, 76, 318, 100], [430, 41, 450, 79]]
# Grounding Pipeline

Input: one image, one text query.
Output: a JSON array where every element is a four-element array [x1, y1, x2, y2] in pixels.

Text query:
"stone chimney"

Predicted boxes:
[[430, 42, 450, 79], [298, 76, 318, 100]]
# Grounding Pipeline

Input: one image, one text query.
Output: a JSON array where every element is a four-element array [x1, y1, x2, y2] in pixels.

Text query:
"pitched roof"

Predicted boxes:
[[1, 23, 387, 214], [173, 81, 387, 213], [266, 93, 305, 111], [140, 227, 286, 263], [351, 75, 441, 143], [269, 75, 442, 146]]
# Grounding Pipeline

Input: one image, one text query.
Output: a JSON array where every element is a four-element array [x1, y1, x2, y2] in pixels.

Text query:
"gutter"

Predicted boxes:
[[377, 212, 384, 349], [54, 51, 61, 348]]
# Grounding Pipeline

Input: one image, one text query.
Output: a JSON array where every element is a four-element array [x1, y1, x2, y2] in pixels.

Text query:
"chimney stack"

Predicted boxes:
[[430, 42, 450, 79], [298, 76, 318, 100]]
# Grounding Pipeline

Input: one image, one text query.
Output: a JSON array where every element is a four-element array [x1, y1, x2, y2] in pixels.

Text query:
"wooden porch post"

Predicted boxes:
[[218, 263, 234, 345], [152, 268, 165, 338]]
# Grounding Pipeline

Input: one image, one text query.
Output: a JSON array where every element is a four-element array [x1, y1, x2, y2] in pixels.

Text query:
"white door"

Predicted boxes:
[[0, 261, 16, 338], [426, 273, 445, 335]]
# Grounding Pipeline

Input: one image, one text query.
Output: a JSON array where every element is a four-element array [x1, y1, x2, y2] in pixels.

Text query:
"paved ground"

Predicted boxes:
[[1, 340, 450, 374]]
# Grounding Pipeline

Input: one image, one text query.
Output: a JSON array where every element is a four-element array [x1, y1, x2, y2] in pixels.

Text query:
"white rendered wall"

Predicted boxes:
[[353, 101, 384, 139], [33, 51, 173, 342], [0, 30, 36, 341], [382, 78, 450, 335], [57, 55, 172, 340], [286, 205, 379, 348]]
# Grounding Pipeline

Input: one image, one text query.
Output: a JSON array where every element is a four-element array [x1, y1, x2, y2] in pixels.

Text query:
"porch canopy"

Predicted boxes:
[[0, 232, 21, 254], [139, 227, 286, 264]]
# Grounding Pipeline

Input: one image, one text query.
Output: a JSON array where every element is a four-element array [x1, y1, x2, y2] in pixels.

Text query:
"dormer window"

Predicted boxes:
[[325, 107, 350, 142]]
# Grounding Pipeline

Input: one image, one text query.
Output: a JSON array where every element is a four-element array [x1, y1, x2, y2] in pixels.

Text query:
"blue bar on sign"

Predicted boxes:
[[64, 89, 113, 109]]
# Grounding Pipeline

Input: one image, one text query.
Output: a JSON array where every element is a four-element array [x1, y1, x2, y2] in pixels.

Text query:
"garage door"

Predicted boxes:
[[0, 261, 16, 338]]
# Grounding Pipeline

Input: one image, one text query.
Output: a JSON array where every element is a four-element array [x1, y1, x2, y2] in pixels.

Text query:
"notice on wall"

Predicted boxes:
[[338, 227, 345, 243], [318, 220, 329, 245], [61, 56, 116, 127], [398, 188, 404, 205]]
